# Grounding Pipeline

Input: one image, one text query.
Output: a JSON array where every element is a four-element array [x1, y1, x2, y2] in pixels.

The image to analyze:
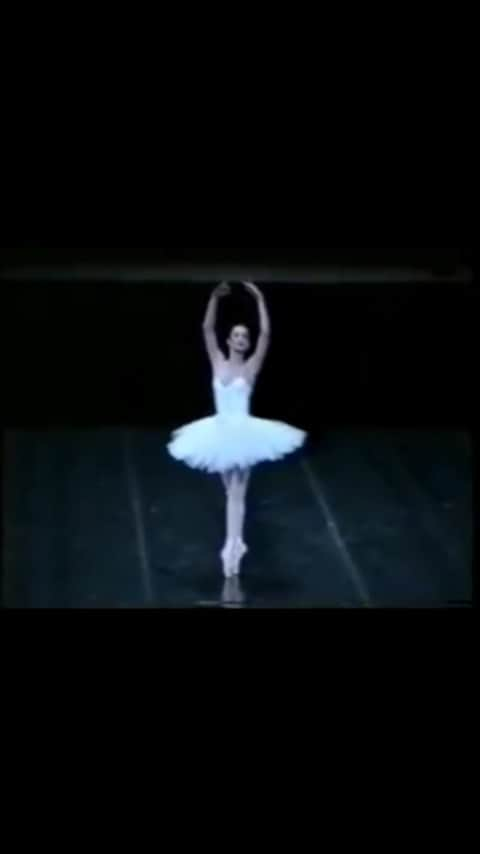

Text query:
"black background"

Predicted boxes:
[[1, 247, 472, 435]]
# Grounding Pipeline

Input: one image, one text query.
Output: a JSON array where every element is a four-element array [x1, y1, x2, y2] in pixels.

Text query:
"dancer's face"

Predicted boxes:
[[228, 325, 250, 356]]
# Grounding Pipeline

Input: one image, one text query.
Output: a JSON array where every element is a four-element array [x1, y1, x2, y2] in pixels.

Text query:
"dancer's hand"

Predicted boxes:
[[243, 281, 262, 300], [215, 282, 231, 298]]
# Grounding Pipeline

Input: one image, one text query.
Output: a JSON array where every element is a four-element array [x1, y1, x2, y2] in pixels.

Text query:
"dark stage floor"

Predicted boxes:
[[2, 430, 472, 608]]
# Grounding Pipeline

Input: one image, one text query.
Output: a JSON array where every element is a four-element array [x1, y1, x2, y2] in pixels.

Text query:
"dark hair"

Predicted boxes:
[[228, 324, 250, 337]]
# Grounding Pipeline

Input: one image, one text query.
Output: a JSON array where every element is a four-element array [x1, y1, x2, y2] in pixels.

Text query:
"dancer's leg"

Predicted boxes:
[[220, 468, 251, 577], [230, 468, 251, 575], [233, 468, 250, 539], [220, 470, 235, 576]]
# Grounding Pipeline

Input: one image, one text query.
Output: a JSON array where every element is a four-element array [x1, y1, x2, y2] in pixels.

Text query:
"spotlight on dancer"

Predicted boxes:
[[167, 281, 307, 579]]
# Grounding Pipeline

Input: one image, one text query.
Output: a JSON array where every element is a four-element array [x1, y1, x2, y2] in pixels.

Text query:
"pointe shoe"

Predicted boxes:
[[221, 577, 245, 607], [231, 539, 248, 576], [221, 541, 235, 579]]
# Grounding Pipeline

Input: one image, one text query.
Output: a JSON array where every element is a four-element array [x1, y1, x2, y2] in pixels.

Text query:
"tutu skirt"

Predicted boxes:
[[167, 413, 307, 473]]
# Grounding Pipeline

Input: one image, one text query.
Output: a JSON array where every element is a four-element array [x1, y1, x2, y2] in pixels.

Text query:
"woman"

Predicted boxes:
[[167, 282, 307, 578]]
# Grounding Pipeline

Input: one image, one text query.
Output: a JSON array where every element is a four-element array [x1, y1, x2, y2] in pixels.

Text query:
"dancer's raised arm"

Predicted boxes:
[[202, 283, 230, 367], [243, 282, 271, 375]]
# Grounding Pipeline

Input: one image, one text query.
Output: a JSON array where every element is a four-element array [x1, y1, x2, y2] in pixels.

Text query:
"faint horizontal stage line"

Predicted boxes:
[[1, 265, 472, 284]]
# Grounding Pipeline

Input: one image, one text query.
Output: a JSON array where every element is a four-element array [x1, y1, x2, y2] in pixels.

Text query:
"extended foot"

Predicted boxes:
[[231, 539, 248, 576], [221, 541, 235, 579]]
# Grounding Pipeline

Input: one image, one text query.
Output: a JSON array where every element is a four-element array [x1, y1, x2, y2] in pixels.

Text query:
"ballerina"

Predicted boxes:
[[167, 281, 307, 578]]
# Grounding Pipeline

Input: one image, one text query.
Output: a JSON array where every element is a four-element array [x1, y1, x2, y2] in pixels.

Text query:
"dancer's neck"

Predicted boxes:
[[228, 353, 245, 367]]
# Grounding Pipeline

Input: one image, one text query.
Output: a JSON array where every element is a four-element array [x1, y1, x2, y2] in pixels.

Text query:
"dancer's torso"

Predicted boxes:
[[213, 376, 253, 416], [212, 354, 259, 417]]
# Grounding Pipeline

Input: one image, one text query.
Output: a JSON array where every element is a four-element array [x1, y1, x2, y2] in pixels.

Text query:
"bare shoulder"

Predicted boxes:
[[212, 353, 227, 377]]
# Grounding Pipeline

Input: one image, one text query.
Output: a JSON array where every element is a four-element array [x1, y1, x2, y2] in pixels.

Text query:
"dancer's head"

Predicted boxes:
[[227, 324, 251, 358]]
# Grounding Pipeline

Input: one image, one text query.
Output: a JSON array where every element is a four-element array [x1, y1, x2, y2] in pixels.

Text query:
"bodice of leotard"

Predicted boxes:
[[213, 377, 252, 416]]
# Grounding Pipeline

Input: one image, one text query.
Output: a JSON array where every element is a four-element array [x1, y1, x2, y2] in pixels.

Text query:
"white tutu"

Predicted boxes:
[[167, 376, 307, 474]]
